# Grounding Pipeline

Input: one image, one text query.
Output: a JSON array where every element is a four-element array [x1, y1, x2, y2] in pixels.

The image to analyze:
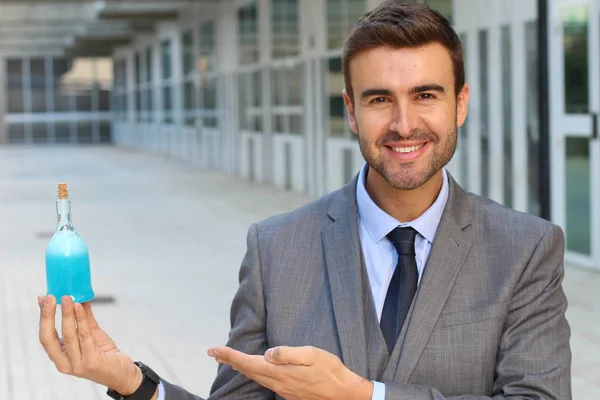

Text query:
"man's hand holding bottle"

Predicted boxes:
[[38, 295, 157, 399]]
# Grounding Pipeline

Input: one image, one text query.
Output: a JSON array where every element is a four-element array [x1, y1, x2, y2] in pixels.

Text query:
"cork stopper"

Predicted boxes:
[[57, 183, 68, 199]]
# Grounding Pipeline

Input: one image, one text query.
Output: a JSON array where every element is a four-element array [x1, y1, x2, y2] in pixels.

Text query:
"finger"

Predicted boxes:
[[81, 302, 100, 329], [208, 347, 276, 377], [213, 353, 280, 393], [38, 295, 45, 309], [74, 303, 98, 367], [264, 346, 315, 366], [61, 296, 82, 370], [39, 295, 72, 373], [211, 350, 295, 398], [209, 347, 292, 396]]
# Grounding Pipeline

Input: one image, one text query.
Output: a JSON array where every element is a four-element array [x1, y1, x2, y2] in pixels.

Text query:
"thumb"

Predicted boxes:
[[264, 346, 316, 366]]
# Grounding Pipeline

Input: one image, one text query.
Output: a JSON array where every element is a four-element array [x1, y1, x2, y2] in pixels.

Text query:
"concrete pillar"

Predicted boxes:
[[217, 1, 239, 174]]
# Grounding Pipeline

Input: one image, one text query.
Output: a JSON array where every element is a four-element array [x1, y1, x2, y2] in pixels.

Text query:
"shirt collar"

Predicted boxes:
[[356, 162, 449, 244]]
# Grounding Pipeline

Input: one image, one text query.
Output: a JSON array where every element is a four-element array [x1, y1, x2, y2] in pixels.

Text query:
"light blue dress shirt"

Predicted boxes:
[[356, 162, 449, 400], [156, 163, 449, 400]]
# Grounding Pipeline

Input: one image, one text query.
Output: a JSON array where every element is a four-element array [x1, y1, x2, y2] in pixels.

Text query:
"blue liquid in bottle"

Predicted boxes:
[[45, 183, 95, 305]]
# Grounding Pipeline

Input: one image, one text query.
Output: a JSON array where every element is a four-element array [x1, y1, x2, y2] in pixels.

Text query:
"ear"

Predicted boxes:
[[342, 89, 359, 134], [456, 83, 470, 128]]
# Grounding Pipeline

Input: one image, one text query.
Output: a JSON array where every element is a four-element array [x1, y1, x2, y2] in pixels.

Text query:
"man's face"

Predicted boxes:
[[343, 43, 469, 191]]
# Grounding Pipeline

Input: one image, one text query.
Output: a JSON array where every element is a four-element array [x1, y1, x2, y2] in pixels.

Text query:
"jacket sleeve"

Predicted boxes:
[[161, 223, 275, 400], [382, 224, 572, 400]]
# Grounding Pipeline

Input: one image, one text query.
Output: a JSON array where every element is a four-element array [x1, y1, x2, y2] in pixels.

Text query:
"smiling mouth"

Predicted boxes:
[[389, 143, 426, 153]]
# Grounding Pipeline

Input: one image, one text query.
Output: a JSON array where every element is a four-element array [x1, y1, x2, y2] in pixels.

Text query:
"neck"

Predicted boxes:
[[365, 167, 444, 222], [56, 198, 74, 231]]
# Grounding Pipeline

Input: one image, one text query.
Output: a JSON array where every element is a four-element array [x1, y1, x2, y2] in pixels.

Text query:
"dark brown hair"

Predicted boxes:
[[342, 1, 465, 101]]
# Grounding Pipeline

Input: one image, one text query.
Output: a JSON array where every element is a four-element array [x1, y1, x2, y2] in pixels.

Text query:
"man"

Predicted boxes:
[[39, 1, 572, 399]]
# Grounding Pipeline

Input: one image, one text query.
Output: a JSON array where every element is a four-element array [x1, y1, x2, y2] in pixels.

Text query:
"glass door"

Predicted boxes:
[[551, 0, 600, 269]]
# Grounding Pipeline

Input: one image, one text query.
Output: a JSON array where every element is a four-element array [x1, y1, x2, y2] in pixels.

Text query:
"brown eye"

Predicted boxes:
[[418, 93, 435, 100]]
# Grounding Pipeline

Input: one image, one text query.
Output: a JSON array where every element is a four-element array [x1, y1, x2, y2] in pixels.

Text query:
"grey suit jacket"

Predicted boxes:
[[163, 174, 572, 399]]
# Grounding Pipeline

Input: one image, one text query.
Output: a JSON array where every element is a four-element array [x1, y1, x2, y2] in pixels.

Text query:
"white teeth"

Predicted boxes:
[[392, 144, 425, 153]]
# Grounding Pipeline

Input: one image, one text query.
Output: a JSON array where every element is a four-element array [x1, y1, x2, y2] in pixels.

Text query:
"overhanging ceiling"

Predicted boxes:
[[0, 0, 221, 57]]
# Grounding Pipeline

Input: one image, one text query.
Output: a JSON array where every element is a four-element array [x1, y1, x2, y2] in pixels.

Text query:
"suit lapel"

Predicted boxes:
[[384, 176, 475, 382], [322, 177, 369, 378]]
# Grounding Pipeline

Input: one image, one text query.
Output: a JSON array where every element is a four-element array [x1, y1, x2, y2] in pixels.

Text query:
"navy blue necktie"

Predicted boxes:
[[380, 227, 418, 353]]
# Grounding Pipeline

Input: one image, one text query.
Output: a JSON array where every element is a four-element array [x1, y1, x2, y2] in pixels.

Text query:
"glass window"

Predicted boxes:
[[99, 121, 111, 143], [4, 55, 113, 139], [184, 81, 196, 126], [145, 46, 154, 121], [163, 86, 172, 122], [327, 0, 366, 50], [55, 123, 71, 143], [76, 121, 94, 143], [565, 137, 591, 255], [501, 25, 513, 208], [53, 58, 72, 113], [30, 58, 47, 113], [201, 79, 217, 110], [146, 88, 154, 116], [98, 87, 111, 111], [112, 59, 128, 121], [325, 56, 352, 139], [6, 59, 24, 113], [76, 89, 93, 112], [161, 39, 173, 123], [199, 21, 216, 72], [272, 0, 299, 59], [272, 68, 285, 106], [135, 90, 142, 120], [96, 57, 113, 112], [135, 52, 142, 121], [238, 70, 263, 132], [146, 47, 153, 82], [238, 2, 259, 65], [161, 40, 172, 80], [70, 59, 94, 112], [271, 63, 304, 135], [135, 53, 142, 85], [199, 77, 219, 128], [182, 30, 196, 126], [182, 31, 195, 76], [7, 124, 26, 143], [562, 4, 589, 114]]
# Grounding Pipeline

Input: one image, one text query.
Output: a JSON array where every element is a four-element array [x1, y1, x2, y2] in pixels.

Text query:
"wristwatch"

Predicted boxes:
[[107, 362, 161, 400]]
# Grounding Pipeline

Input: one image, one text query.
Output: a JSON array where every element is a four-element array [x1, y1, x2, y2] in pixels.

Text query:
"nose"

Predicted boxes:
[[388, 101, 419, 137]]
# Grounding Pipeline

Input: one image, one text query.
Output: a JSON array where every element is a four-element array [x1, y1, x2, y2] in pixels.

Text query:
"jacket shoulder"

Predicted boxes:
[[465, 191, 563, 246]]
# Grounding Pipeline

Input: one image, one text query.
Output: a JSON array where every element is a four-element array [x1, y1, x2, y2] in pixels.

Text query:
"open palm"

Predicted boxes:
[[82, 302, 119, 353]]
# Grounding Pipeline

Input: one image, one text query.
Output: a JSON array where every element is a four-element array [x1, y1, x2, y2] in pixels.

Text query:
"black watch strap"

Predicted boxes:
[[107, 362, 160, 400]]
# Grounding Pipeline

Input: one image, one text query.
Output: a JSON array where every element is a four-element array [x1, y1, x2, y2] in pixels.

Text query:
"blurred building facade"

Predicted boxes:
[[0, 0, 598, 271]]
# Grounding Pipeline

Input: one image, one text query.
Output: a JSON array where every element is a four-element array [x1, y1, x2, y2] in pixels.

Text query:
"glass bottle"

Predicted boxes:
[[45, 183, 95, 304]]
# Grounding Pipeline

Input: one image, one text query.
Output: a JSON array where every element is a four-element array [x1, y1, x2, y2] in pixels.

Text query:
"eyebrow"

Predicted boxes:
[[359, 84, 446, 101], [359, 89, 393, 101], [410, 84, 445, 94]]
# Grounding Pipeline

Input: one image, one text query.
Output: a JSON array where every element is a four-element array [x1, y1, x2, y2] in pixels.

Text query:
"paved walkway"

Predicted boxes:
[[0, 146, 598, 399]]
